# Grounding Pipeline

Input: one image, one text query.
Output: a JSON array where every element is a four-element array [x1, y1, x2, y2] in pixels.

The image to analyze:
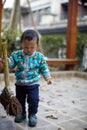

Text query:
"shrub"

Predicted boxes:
[[41, 34, 65, 58]]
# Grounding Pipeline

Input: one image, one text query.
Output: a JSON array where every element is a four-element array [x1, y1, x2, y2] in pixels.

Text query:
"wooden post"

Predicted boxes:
[[0, 0, 2, 36], [66, 0, 78, 70], [0, 0, 2, 58]]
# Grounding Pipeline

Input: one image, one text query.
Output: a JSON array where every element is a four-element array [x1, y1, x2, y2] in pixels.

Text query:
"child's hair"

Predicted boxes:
[[21, 29, 39, 45]]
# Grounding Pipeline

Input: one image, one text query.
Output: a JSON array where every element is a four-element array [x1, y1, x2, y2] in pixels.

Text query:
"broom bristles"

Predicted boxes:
[[0, 87, 22, 116]]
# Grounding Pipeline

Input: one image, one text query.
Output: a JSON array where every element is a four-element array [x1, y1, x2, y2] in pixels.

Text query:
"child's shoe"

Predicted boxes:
[[14, 113, 26, 123], [29, 115, 37, 127]]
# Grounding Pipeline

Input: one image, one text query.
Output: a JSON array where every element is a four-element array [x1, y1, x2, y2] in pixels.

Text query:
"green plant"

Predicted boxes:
[[41, 35, 65, 58], [2, 29, 22, 55], [76, 32, 87, 68]]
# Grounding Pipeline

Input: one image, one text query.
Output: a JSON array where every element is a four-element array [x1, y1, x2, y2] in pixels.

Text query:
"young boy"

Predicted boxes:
[[8, 29, 52, 127]]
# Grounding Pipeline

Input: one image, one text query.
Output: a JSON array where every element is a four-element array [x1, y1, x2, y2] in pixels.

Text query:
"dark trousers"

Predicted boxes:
[[15, 84, 39, 116]]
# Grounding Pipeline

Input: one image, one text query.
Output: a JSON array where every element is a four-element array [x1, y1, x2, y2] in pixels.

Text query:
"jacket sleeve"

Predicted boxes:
[[39, 54, 51, 80], [9, 53, 17, 69]]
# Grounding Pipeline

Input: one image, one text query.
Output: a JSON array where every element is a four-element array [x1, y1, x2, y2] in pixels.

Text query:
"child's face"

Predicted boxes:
[[22, 38, 37, 56]]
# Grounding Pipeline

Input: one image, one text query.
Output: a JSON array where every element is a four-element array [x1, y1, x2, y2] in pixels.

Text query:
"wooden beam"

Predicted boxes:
[[66, 0, 78, 59], [46, 58, 78, 65]]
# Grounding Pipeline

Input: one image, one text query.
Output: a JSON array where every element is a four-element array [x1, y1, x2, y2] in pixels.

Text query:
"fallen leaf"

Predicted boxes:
[[0, 116, 6, 118], [46, 115, 58, 119], [58, 128, 62, 130], [58, 94, 62, 96], [72, 100, 75, 104]]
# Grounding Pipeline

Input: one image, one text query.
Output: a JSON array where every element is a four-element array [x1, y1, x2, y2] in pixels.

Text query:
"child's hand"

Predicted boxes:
[[0, 57, 9, 63], [47, 79, 52, 85]]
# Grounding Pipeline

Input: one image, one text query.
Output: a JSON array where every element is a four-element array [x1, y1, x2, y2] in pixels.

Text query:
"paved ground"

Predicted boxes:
[[0, 71, 87, 130]]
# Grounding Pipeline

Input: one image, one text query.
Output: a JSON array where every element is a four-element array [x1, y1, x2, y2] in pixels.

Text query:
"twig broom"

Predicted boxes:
[[0, 42, 22, 116]]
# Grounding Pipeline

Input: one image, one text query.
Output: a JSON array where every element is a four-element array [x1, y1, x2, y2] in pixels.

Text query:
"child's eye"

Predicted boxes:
[[24, 47, 35, 50]]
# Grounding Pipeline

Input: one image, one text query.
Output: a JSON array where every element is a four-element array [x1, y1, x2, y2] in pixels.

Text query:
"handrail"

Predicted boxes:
[[46, 58, 78, 65]]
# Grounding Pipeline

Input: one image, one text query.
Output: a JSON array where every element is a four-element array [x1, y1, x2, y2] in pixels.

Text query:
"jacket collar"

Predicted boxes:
[[22, 50, 36, 57]]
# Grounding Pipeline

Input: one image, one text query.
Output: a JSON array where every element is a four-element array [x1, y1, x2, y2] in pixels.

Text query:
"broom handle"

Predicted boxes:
[[2, 42, 10, 88]]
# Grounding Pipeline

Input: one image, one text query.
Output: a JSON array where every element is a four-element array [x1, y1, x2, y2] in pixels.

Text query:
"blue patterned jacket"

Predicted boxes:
[[9, 50, 51, 84]]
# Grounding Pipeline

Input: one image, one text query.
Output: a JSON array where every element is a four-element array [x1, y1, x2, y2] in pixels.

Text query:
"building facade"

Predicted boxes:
[[3, 0, 87, 34], [20, 0, 87, 33]]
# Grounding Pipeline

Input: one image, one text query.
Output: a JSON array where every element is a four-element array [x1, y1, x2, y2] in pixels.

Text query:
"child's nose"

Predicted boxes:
[[27, 48, 31, 51]]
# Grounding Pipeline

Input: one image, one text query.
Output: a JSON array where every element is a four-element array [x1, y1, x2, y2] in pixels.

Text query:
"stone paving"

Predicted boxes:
[[0, 71, 87, 130]]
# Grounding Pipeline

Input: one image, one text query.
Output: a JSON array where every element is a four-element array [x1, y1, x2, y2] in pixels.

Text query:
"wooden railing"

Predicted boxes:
[[46, 58, 78, 65], [46, 58, 79, 70]]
